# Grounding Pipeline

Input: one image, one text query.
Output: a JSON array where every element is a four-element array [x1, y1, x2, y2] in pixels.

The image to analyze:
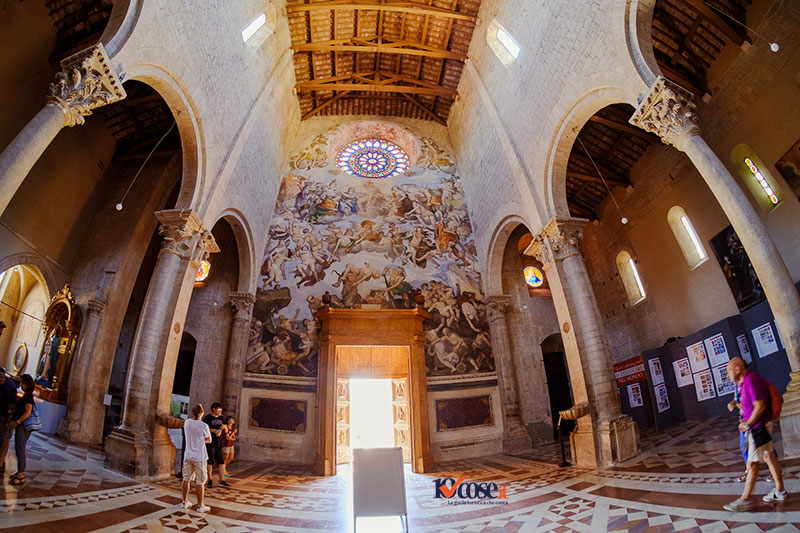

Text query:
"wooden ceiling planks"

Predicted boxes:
[[288, 0, 480, 123]]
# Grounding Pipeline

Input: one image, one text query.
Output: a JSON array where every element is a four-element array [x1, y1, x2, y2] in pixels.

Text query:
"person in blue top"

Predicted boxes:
[[0, 367, 18, 476]]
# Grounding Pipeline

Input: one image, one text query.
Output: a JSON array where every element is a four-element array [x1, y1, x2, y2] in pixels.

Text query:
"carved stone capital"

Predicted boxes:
[[46, 44, 126, 128], [229, 292, 256, 321], [155, 209, 218, 264], [525, 217, 588, 268], [87, 299, 106, 316], [486, 295, 512, 323], [629, 76, 700, 151]]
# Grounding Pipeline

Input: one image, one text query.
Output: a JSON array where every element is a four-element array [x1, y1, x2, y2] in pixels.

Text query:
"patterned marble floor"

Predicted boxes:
[[2, 415, 800, 532]]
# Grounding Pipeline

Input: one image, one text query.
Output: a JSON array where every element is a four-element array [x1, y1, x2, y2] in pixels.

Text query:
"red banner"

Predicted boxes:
[[614, 356, 647, 386]]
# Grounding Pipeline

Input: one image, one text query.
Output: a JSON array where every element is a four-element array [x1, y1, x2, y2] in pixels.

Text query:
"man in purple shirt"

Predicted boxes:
[[724, 357, 787, 511]]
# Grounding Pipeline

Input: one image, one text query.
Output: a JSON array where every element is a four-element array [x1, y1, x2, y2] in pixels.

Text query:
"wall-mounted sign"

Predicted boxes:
[[614, 356, 647, 386]]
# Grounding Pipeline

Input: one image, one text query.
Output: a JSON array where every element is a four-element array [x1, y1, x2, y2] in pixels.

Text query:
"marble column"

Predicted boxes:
[[0, 44, 125, 215], [486, 295, 533, 453], [104, 210, 218, 479], [630, 77, 800, 457], [527, 218, 639, 466], [223, 291, 255, 420]]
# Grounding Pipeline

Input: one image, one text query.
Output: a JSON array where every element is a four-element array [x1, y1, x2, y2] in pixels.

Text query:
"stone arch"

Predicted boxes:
[[100, 0, 141, 57], [484, 212, 534, 296], [0, 252, 57, 298], [122, 62, 205, 212], [212, 208, 257, 294], [543, 87, 640, 221], [624, 0, 661, 87]]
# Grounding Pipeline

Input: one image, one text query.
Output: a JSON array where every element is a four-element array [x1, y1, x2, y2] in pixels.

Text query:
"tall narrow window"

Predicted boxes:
[[242, 13, 266, 42], [241, 9, 277, 50], [487, 20, 520, 66], [731, 144, 783, 212], [616, 251, 646, 305], [667, 206, 707, 270]]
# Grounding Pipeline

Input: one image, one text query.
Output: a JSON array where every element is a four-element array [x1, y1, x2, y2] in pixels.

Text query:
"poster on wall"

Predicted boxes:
[[687, 342, 709, 374], [694, 370, 717, 402], [704, 334, 729, 368], [752, 323, 779, 358], [709, 225, 765, 311], [736, 334, 752, 364], [672, 357, 693, 388], [654, 383, 670, 413], [712, 364, 736, 396], [648, 358, 665, 385], [627, 383, 643, 408]]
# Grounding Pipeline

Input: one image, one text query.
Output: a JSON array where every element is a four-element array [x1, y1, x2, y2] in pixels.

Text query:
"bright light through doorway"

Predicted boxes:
[[349, 378, 393, 449]]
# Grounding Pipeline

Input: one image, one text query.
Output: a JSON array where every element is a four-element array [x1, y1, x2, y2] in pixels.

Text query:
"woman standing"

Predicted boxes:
[[222, 416, 237, 472], [8, 374, 35, 485]]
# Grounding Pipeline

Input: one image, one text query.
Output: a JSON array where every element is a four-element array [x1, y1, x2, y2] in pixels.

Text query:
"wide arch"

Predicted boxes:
[[625, 0, 661, 87], [212, 208, 257, 294], [0, 252, 57, 298], [100, 0, 141, 57], [543, 87, 640, 221], [122, 62, 205, 212], [484, 213, 534, 296]]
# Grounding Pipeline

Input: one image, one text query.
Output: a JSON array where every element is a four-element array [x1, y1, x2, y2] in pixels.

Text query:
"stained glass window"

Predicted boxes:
[[335, 139, 409, 179], [523, 266, 544, 288], [744, 157, 780, 205], [195, 260, 211, 282]]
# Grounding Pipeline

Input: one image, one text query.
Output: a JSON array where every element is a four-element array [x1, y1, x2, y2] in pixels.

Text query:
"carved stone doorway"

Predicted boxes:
[[314, 308, 433, 476]]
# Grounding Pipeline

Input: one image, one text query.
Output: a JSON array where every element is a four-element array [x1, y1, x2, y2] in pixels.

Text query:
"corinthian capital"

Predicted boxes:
[[486, 295, 511, 322], [525, 217, 587, 267], [229, 292, 256, 321], [155, 209, 218, 264], [629, 76, 700, 151], [46, 43, 126, 128]]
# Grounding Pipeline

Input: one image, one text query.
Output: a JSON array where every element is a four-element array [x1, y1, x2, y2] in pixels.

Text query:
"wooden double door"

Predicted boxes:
[[313, 308, 433, 476]]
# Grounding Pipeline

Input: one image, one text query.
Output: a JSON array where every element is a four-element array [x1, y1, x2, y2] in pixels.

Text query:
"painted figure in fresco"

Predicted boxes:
[[382, 266, 411, 308], [431, 328, 467, 373], [435, 220, 459, 257], [469, 331, 494, 373], [262, 240, 292, 287], [294, 245, 333, 287], [460, 292, 482, 333], [408, 227, 439, 268], [332, 262, 380, 308]]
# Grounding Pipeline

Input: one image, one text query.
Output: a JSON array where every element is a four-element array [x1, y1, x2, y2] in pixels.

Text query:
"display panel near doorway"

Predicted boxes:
[[435, 395, 494, 431], [249, 397, 307, 433]]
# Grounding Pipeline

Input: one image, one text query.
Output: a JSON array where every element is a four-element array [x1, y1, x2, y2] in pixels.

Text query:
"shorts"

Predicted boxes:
[[222, 446, 233, 454], [0, 419, 11, 441], [747, 422, 774, 464], [206, 444, 223, 466], [182, 460, 208, 485]]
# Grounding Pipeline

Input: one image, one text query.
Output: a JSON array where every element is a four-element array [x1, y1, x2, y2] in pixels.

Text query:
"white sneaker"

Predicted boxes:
[[179, 501, 192, 510], [195, 504, 211, 513], [763, 489, 787, 502], [723, 498, 753, 512]]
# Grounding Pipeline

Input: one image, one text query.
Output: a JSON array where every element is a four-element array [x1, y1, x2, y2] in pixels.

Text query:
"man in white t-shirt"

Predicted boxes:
[[182, 403, 212, 512]]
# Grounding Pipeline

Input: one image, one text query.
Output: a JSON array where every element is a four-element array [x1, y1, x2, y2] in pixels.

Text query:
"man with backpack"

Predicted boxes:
[[724, 357, 787, 511]]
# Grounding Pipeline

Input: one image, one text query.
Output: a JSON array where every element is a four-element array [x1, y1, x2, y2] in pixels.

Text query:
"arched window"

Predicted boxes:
[[616, 251, 646, 305], [731, 144, 782, 211], [487, 19, 520, 66], [667, 207, 707, 270]]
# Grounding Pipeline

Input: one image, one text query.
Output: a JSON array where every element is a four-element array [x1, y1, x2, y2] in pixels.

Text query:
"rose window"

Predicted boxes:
[[335, 139, 409, 179]]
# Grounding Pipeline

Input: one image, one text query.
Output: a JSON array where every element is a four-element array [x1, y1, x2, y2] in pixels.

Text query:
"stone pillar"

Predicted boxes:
[[58, 298, 106, 441], [104, 210, 218, 479], [223, 292, 255, 419], [486, 295, 533, 452], [0, 44, 125, 215], [630, 76, 800, 457], [526, 218, 639, 466]]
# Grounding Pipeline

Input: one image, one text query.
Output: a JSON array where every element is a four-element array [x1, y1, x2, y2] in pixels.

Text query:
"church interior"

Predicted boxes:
[[1, 0, 800, 530]]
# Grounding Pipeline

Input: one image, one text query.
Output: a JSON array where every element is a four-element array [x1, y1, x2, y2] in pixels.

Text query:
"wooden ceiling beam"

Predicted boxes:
[[672, 0, 746, 45], [401, 93, 446, 125], [292, 39, 466, 60], [567, 200, 596, 219], [566, 170, 629, 189], [657, 62, 705, 96], [296, 81, 457, 96], [570, 152, 629, 183], [302, 91, 352, 119], [286, 1, 477, 22], [589, 116, 655, 141]]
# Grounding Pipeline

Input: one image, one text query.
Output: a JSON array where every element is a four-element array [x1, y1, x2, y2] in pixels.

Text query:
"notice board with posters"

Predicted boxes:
[[615, 356, 655, 429]]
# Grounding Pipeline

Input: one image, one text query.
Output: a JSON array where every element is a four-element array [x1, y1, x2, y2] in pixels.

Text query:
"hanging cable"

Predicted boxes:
[[576, 137, 629, 225], [700, 0, 779, 52], [0, 301, 45, 323], [116, 120, 177, 211]]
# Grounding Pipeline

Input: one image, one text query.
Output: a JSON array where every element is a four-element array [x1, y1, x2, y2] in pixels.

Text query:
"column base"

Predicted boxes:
[[779, 389, 800, 459], [104, 426, 176, 480], [314, 455, 335, 476], [569, 415, 640, 467], [570, 423, 599, 468]]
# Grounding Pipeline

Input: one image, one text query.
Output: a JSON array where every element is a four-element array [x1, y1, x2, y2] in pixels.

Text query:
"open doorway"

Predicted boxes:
[[350, 379, 393, 448], [541, 334, 574, 440]]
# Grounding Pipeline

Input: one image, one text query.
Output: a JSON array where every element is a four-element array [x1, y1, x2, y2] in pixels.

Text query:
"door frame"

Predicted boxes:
[[313, 307, 433, 476]]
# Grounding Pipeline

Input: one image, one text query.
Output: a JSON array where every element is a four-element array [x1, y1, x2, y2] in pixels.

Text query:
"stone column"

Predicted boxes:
[[104, 210, 218, 479], [630, 77, 800, 457], [0, 44, 125, 215], [526, 218, 639, 466], [223, 292, 255, 419], [486, 295, 533, 453]]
